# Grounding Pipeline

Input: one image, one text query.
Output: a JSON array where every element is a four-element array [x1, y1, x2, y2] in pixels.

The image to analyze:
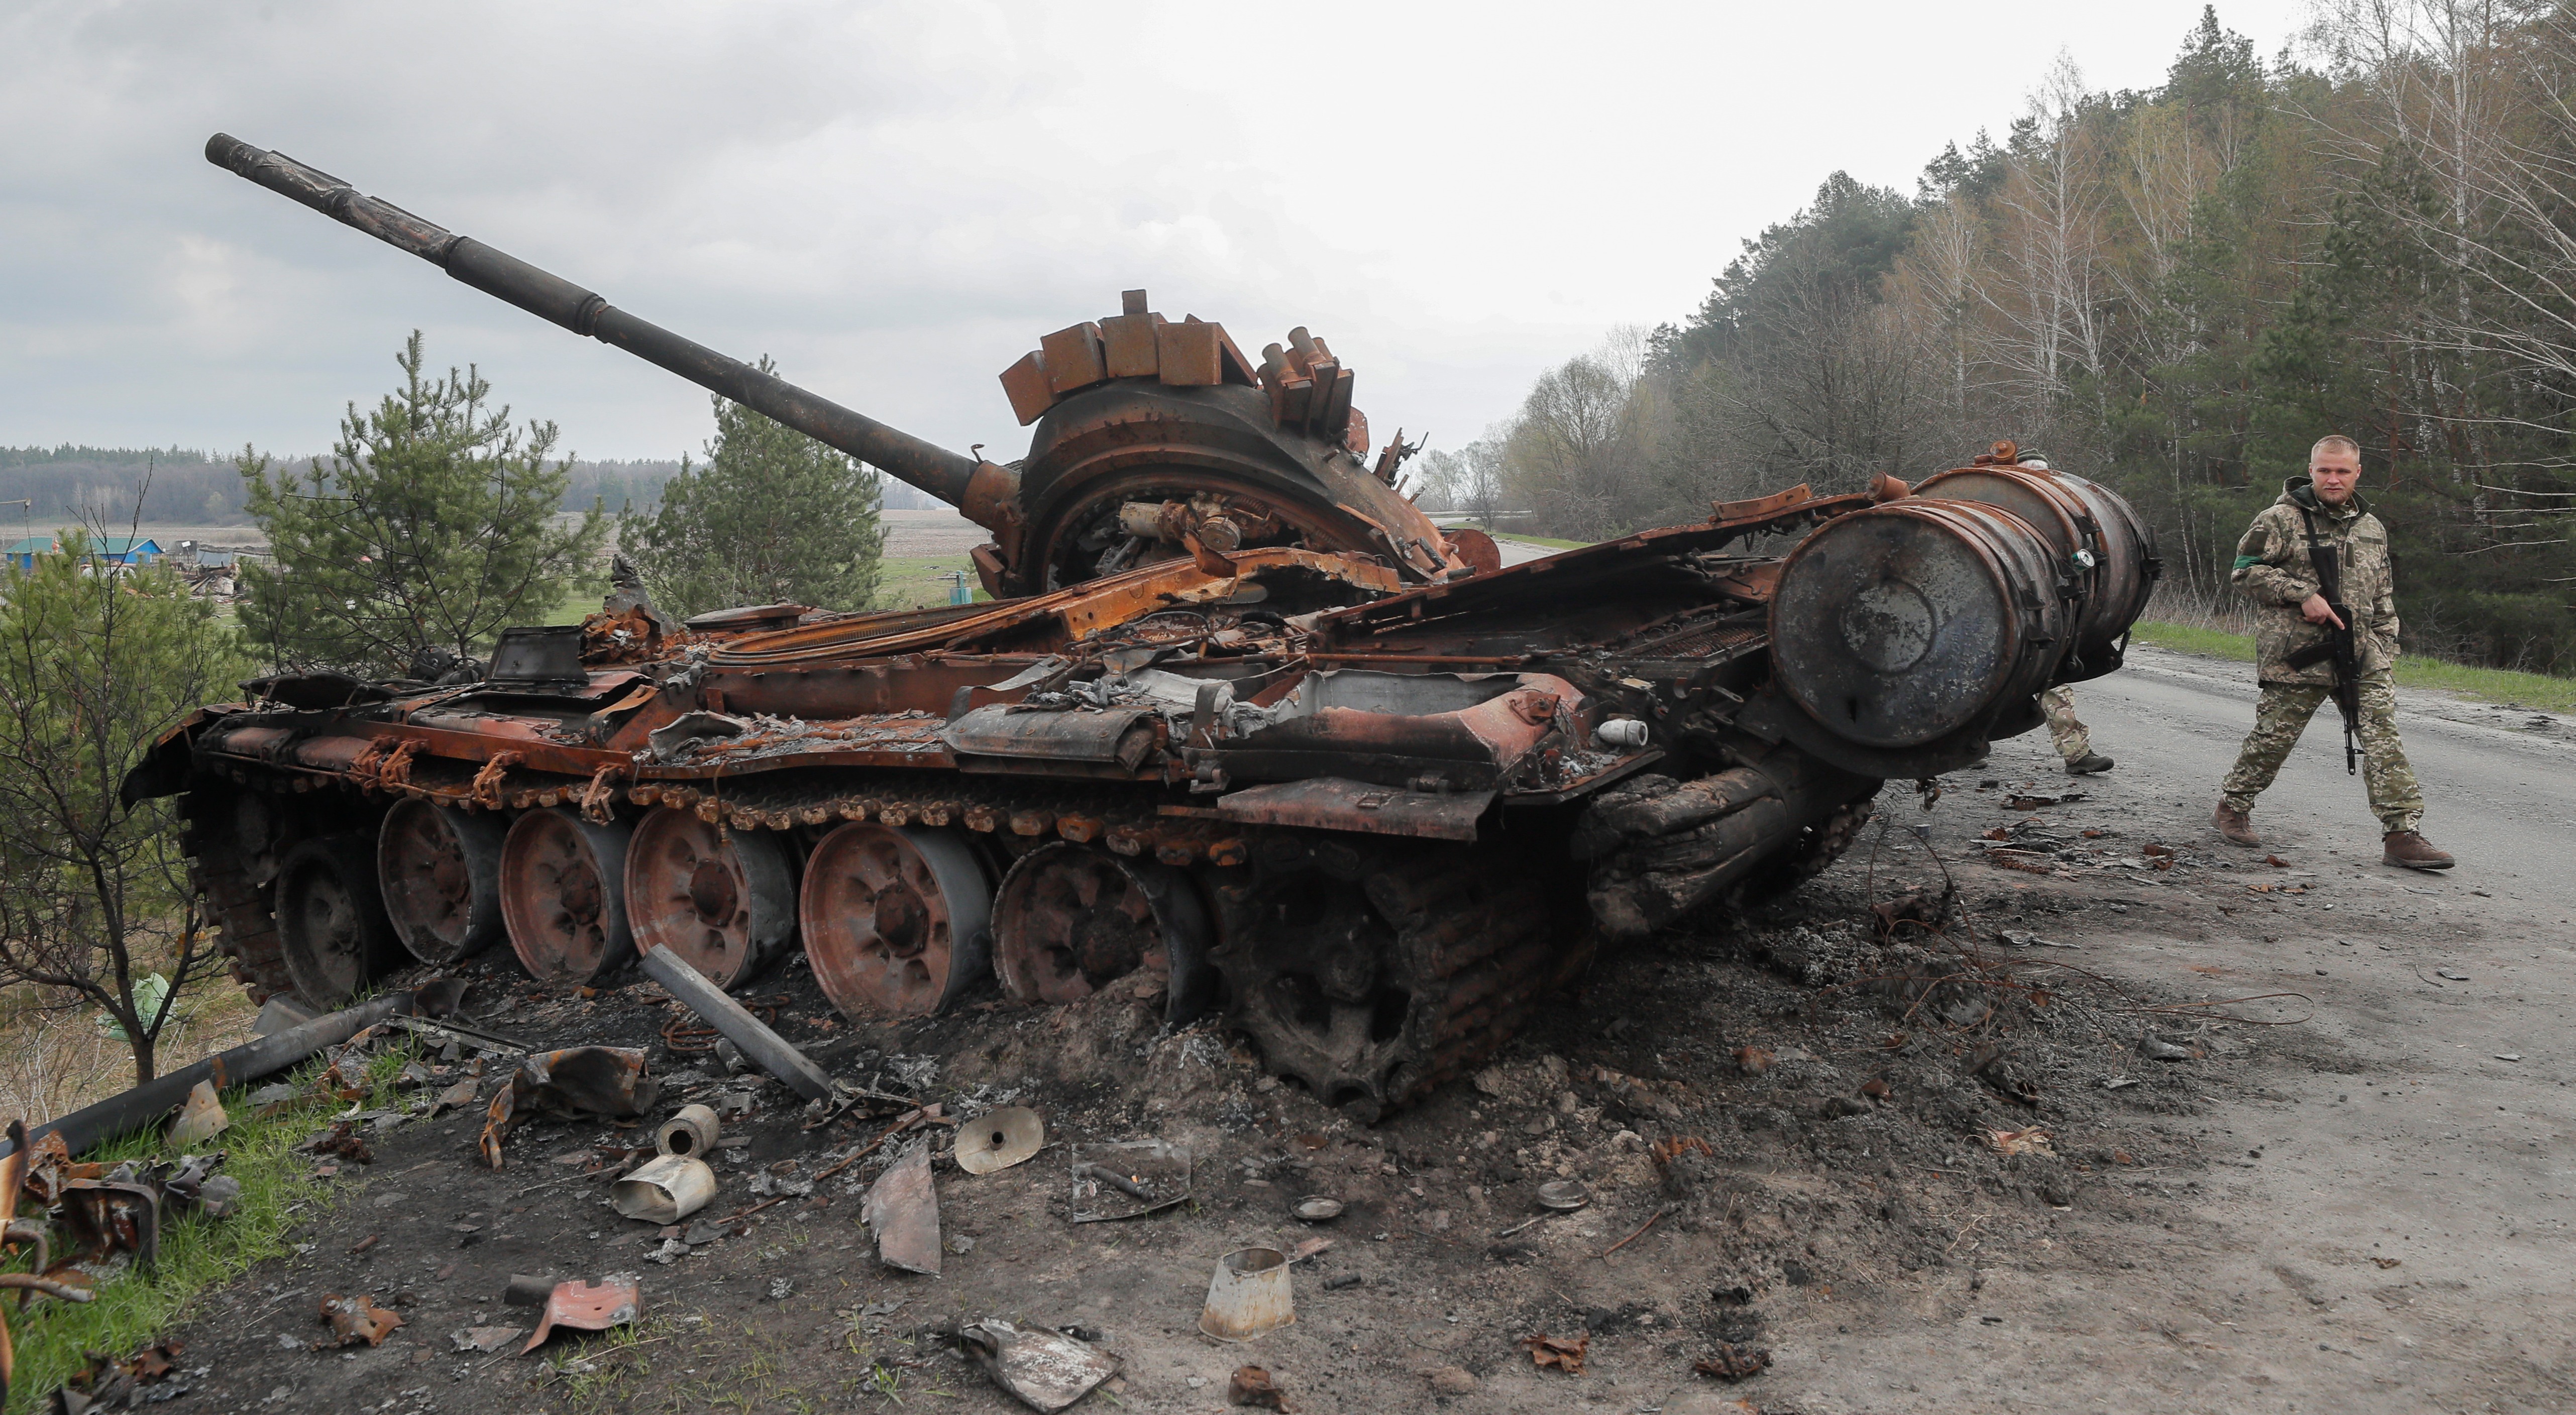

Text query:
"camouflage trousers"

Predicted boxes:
[[2038, 685, 2089, 762], [2219, 672, 2423, 834]]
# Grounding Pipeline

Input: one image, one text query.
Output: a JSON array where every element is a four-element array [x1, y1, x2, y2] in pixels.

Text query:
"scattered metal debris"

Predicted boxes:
[[958, 1318, 1121, 1413], [166, 1082, 228, 1147], [1520, 1332, 1588, 1373], [655, 1104, 721, 1158], [611, 1154, 717, 1224], [953, 1107, 1044, 1175], [478, 1047, 660, 1169], [1200, 1246, 1296, 1341], [1069, 1140, 1190, 1223], [1228, 1364, 1292, 1409], [639, 949, 832, 1101], [861, 1144, 941, 1275], [1535, 1180, 1591, 1211], [520, 1278, 639, 1355], [318, 1292, 403, 1347]]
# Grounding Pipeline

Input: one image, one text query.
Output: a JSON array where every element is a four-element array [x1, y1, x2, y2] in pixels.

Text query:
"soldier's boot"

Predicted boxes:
[[2382, 831, 2454, 870], [2212, 803, 2260, 847], [2064, 753, 2115, 776]]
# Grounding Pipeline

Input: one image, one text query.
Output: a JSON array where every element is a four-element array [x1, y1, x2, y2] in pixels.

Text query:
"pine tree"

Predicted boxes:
[[238, 331, 605, 676], [617, 359, 885, 620], [0, 528, 249, 1083]]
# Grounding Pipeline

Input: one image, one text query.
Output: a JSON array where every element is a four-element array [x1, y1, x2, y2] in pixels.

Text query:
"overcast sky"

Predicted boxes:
[[1, 0, 2315, 481]]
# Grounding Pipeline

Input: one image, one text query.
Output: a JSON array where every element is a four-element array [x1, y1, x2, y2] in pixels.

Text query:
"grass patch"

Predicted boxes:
[[2129, 621, 2259, 665], [1492, 531, 1592, 551], [0, 1041, 413, 1411], [535, 557, 986, 624], [2132, 620, 2576, 712], [870, 555, 984, 610]]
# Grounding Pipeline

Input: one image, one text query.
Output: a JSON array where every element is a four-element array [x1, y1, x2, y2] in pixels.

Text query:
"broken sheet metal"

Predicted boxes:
[[860, 1143, 941, 1274], [611, 1154, 716, 1224], [479, 1047, 660, 1169], [319, 1292, 404, 1347], [521, 1278, 639, 1355], [165, 1082, 228, 1147], [1202, 777, 1494, 842], [959, 1318, 1121, 1412], [1068, 1139, 1190, 1223]]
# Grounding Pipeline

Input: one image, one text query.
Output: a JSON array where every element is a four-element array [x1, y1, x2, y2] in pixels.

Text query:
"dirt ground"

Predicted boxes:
[[133, 648, 2573, 1415]]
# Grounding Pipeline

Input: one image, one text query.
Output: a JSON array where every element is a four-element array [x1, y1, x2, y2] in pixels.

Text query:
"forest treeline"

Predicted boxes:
[[0, 444, 685, 528], [0, 444, 948, 529], [1420, 2, 2576, 674]]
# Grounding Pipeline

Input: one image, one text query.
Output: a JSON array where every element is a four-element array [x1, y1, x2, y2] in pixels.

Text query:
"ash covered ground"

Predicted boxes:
[[146, 773, 2286, 1415]]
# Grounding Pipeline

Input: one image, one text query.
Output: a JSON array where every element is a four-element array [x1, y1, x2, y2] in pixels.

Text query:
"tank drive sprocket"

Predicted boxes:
[[1210, 832, 1592, 1123]]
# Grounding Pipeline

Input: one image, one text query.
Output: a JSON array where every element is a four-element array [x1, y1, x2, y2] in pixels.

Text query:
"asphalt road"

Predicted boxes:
[[1765, 645, 2576, 1414]]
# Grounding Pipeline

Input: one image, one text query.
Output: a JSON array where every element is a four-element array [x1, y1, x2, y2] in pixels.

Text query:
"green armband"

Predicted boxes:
[[2231, 554, 2263, 571]]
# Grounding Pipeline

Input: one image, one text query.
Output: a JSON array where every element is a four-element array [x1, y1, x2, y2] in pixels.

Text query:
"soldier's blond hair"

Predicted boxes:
[[2310, 434, 2361, 464]]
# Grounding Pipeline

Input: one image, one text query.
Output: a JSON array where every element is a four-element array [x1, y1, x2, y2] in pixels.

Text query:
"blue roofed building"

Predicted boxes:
[[5, 535, 165, 572]]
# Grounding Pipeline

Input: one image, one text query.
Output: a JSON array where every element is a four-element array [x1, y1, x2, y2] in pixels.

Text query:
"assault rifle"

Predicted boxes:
[[2283, 507, 2361, 775]]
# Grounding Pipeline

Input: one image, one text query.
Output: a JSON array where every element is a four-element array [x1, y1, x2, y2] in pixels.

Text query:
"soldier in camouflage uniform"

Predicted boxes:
[[2040, 685, 2114, 775], [2009, 449, 2115, 777], [2213, 435, 2452, 868]]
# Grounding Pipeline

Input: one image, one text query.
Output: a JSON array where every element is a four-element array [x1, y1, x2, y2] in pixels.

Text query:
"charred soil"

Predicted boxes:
[[139, 793, 2278, 1415]]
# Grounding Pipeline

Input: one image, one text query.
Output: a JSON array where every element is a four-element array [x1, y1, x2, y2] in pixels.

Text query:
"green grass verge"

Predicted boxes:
[[1, 1042, 413, 1411], [2127, 621, 2260, 665], [2131, 620, 2576, 712], [1492, 531, 1592, 551]]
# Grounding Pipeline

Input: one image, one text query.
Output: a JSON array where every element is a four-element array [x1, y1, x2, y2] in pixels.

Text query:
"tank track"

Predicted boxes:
[[1738, 789, 1882, 904], [181, 786, 295, 1003], [183, 759, 1584, 1121], [1209, 833, 1592, 1122]]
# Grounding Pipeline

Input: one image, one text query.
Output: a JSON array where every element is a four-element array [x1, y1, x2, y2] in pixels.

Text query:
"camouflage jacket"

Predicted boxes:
[[2230, 478, 2398, 685]]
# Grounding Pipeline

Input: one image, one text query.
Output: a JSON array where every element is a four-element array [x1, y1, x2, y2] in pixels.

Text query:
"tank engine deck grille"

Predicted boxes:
[[1622, 616, 1768, 660]]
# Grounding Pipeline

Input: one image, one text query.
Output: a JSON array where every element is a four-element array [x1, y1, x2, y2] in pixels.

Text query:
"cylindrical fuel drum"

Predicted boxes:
[[1768, 499, 2070, 748], [1913, 465, 2157, 676]]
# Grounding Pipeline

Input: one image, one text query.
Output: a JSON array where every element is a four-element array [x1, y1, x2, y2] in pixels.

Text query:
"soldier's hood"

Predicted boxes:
[[2279, 476, 2370, 519]]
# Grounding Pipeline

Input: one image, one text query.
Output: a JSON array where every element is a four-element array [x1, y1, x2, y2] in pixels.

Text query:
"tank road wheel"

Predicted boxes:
[[992, 842, 1215, 1024], [1212, 840, 1589, 1122], [499, 808, 636, 985], [624, 808, 796, 989], [376, 798, 506, 965], [800, 823, 992, 1019], [274, 834, 402, 1007]]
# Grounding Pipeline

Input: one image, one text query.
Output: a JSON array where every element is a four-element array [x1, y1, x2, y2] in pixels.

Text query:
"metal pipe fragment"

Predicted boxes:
[[638, 948, 834, 1101], [0, 989, 422, 1162]]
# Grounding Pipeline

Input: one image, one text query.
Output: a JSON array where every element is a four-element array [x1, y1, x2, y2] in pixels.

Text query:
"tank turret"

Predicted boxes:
[[205, 135, 1464, 597]]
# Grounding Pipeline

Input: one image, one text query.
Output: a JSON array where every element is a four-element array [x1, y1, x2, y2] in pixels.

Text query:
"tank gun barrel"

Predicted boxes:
[[204, 133, 1006, 520]]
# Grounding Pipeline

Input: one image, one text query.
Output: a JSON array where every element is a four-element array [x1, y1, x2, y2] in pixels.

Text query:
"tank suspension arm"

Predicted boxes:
[[204, 134, 1011, 522]]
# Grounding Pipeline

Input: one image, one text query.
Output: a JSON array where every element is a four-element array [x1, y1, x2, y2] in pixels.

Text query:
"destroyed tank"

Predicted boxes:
[[127, 136, 2158, 1121]]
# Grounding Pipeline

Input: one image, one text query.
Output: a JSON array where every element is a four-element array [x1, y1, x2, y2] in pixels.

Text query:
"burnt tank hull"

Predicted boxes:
[[134, 464, 2152, 1119], [158, 138, 2159, 1116]]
